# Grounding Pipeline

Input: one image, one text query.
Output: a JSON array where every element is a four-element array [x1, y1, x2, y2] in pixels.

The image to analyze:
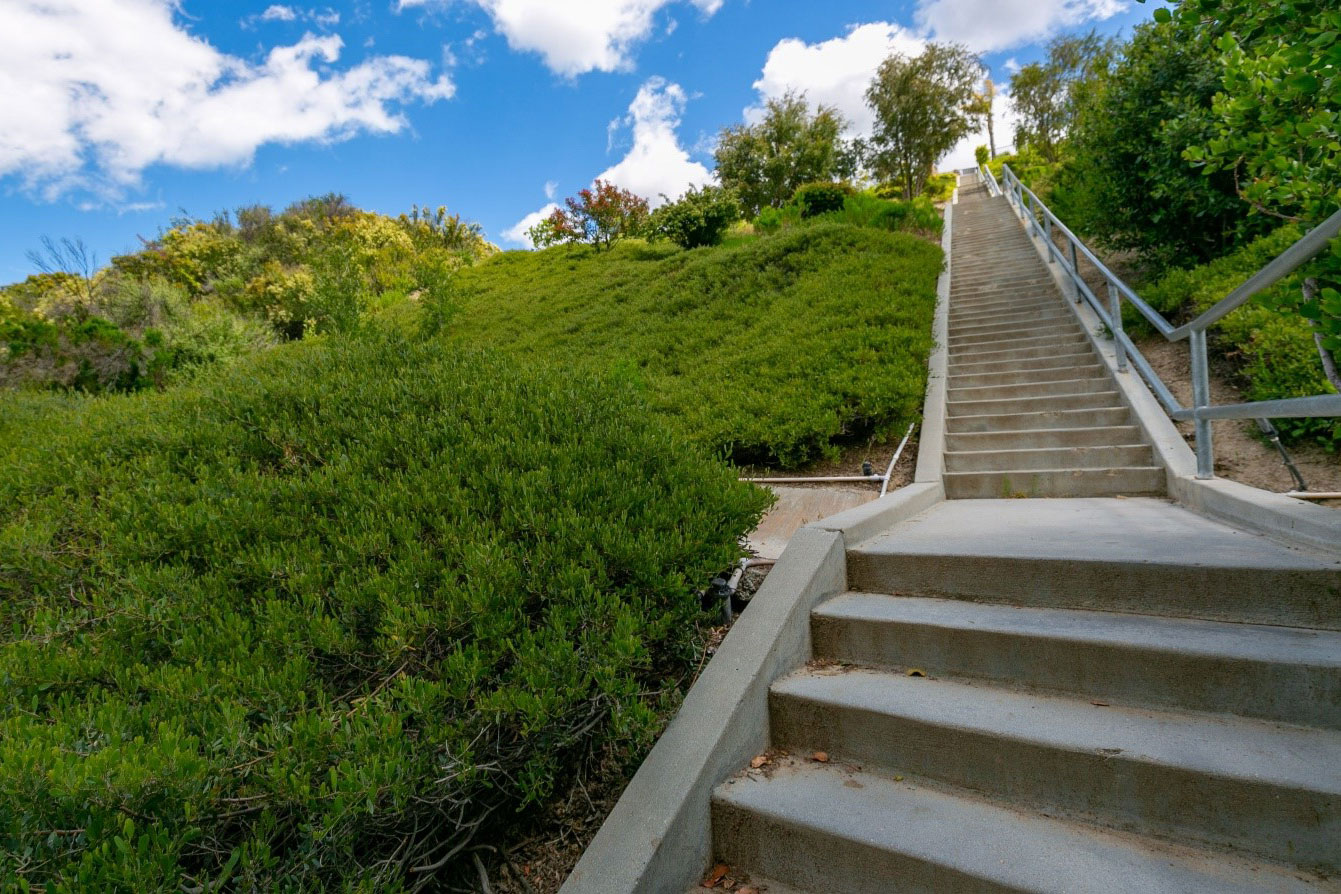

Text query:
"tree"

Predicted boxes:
[[967, 78, 998, 159], [528, 180, 650, 251], [714, 92, 848, 217], [1066, 19, 1269, 265], [1161, 0, 1341, 389], [646, 185, 741, 249], [865, 43, 983, 200], [1010, 31, 1118, 161]]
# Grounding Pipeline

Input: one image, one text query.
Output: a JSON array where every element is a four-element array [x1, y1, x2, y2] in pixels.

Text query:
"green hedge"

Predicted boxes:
[[1142, 226, 1340, 449], [449, 222, 943, 467], [0, 331, 769, 891]]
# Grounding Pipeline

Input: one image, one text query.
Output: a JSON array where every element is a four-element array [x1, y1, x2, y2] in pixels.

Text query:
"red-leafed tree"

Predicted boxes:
[[528, 180, 650, 250]]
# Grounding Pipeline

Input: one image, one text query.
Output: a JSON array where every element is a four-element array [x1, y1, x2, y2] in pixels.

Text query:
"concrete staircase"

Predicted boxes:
[[706, 498, 1341, 893], [945, 179, 1164, 498]]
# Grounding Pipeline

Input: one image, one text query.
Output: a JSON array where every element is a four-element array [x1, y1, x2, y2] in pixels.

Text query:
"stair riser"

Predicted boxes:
[[846, 552, 1341, 630], [711, 799, 1003, 894], [949, 304, 1064, 324], [945, 426, 1143, 450], [949, 378, 1111, 402], [944, 468, 1165, 498], [947, 407, 1133, 433], [950, 291, 1059, 310], [949, 365, 1106, 388], [768, 692, 1340, 867], [949, 314, 1077, 337], [949, 340, 1091, 363], [950, 352, 1096, 375], [945, 445, 1155, 472], [948, 392, 1121, 416], [949, 325, 1085, 348], [810, 612, 1341, 729]]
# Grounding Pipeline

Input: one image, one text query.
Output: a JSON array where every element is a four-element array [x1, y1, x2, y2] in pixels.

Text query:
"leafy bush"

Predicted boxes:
[[792, 181, 854, 218], [528, 180, 650, 251], [975, 145, 990, 166], [1143, 226, 1339, 449], [647, 185, 742, 249], [448, 222, 943, 466], [0, 330, 769, 891], [921, 172, 957, 202]]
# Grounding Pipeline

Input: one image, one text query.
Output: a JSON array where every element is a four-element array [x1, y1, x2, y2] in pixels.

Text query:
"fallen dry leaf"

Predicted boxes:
[[703, 863, 730, 888], [906, 668, 926, 677], [1091, 700, 1111, 707], [749, 754, 768, 769], [811, 751, 829, 763]]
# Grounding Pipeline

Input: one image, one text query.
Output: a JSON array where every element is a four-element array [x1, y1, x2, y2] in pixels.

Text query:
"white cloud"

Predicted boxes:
[[503, 76, 708, 247], [261, 5, 298, 22], [1, 0, 452, 198], [748, 23, 925, 135], [596, 77, 711, 205], [942, 86, 1021, 171], [399, 0, 723, 76], [916, 0, 1127, 53], [1004, 57, 1022, 74], [543, 180, 558, 200], [243, 5, 341, 28], [503, 202, 559, 247]]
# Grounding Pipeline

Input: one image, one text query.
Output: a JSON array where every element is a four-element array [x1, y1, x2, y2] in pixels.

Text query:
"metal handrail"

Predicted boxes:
[[992, 162, 1341, 479], [977, 163, 1001, 198]]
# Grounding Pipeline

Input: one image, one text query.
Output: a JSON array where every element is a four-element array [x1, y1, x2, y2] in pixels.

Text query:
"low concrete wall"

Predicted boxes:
[[1014, 195, 1341, 556], [914, 187, 955, 486], [560, 528, 846, 894]]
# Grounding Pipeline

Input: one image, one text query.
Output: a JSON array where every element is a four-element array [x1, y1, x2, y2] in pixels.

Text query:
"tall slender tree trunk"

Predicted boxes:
[[985, 79, 997, 159]]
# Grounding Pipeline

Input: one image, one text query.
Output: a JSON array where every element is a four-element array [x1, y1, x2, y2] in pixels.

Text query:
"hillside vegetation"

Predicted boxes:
[[0, 330, 769, 891], [449, 222, 943, 467]]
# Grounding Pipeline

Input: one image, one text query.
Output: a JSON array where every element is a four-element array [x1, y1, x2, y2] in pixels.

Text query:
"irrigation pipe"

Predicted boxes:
[[738, 422, 918, 493]]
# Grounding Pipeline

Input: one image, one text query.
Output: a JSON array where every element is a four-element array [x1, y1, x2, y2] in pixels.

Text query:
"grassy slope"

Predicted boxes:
[[450, 222, 944, 467]]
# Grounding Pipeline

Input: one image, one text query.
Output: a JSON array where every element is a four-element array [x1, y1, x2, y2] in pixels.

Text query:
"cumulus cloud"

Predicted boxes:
[[502, 202, 559, 248], [596, 77, 711, 204], [261, 5, 298, 22], [1, 0, 451, 198], [504, 76, 708, 246], [917, 0, 1127, 53], [749, 22, 925, 134], [242, 5, 341, 29], [400, 0, 724, 76]]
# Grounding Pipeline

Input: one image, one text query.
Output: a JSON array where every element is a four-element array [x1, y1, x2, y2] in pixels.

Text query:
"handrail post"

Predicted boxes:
[[1190, 330, 1214, 478], [1108, 280, 1128, 372], [1044, 214, 1055, 263]]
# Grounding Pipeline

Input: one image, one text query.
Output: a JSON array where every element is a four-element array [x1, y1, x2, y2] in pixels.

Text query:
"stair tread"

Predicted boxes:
[[816, 593, 1341, 670], [772, 669, 1341, 793], [713, 760, 1328, 894], [853, 497, 1340, 571]]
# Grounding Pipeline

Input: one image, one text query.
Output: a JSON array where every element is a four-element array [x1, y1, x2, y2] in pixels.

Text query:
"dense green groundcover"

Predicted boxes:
[[0, 331, 770, 891], [449, 222, 944, 467]]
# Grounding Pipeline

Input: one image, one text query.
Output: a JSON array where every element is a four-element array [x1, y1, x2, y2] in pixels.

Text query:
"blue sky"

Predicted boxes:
[[0, 0, 1159, 282]]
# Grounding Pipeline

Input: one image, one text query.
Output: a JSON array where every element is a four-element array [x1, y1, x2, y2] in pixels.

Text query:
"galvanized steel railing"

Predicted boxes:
[[975, 162, 1341, 479]]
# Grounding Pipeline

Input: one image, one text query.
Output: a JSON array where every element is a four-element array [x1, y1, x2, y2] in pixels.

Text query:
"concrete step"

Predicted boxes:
[[944, 466, 1166, 498], [948, 311, 1076, 336], [949, 338, 1090, 365], [949, 349, 1102, 375], [711, 759, 1328, 894], [950, 288, 1059, 307], [951, 276, 1055, 295], [945, 443, 1155, 472], [944, 424, 1146, 451], [947, 390, 1124, 417], [948, 322, 1085, 348], [949, 301, 1063, 322], [949, 337, 1092, 363], [768, 670, 1341, 867], [811, 593, 1341, 729], [847, 498, 1341, 629], [946, 406, 1134, 433], [949, 363, 1106, 388], [949, 376, 1113, 402]]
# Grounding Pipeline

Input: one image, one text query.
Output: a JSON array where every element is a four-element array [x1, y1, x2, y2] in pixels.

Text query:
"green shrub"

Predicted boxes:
[[448, 222, 943, 467], [1142, 226, 1339, 449], [647, 185, 742, 249], [921, 172, 957, 202], [792, 181, 854, 218], [0, 330, 769, 890], [974, 145, 990, 166]]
